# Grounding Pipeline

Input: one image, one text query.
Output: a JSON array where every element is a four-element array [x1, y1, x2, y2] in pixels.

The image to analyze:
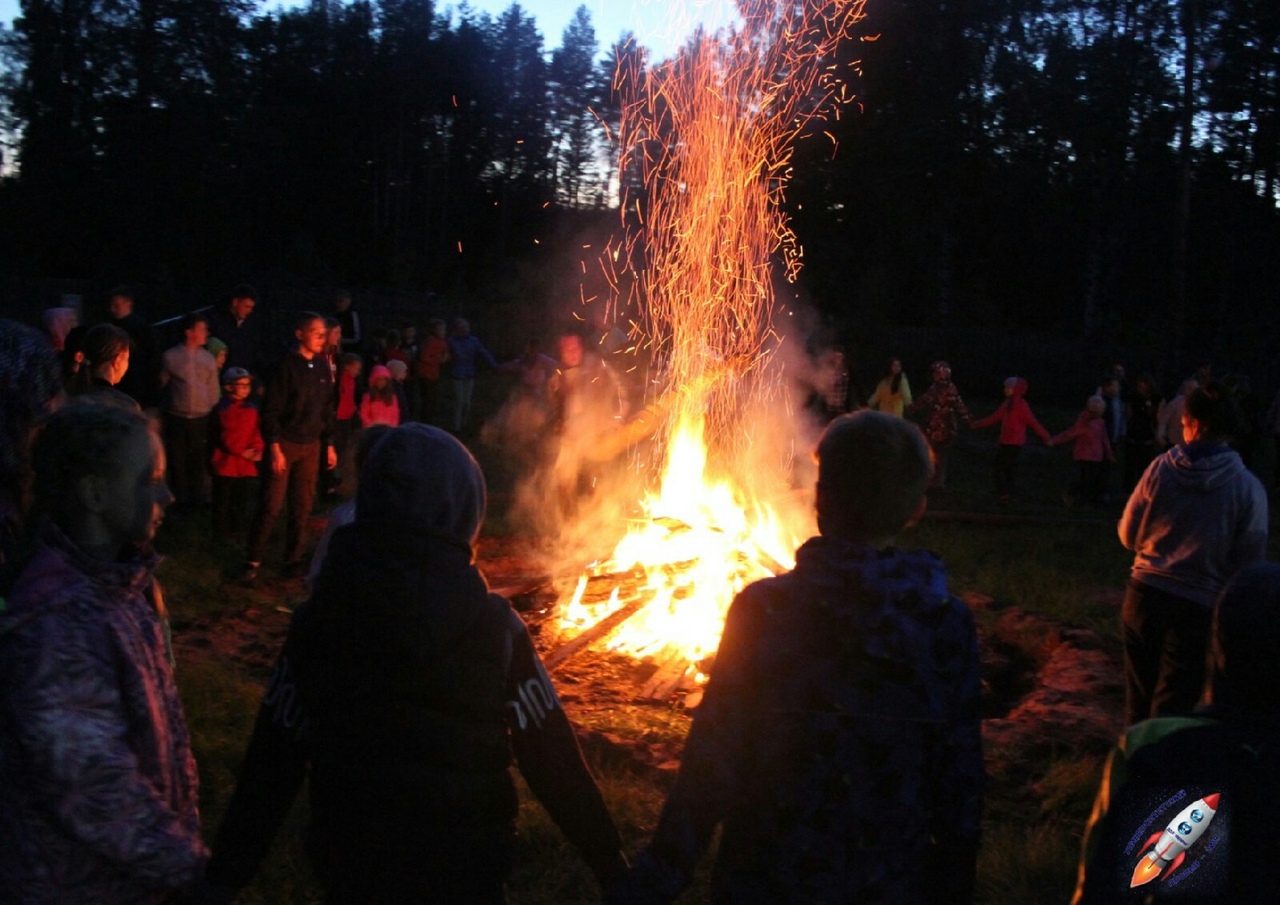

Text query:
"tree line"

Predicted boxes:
[[1, 0, 1277, 363]]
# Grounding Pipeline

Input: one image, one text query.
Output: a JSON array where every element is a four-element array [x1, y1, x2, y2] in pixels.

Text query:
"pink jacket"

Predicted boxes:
[[359, 393, 401, 428], [1052, 412, 1112, 462]]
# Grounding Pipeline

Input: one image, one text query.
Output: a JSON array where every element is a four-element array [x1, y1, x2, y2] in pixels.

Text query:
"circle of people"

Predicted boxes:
[[0, 294, 1274, 903]]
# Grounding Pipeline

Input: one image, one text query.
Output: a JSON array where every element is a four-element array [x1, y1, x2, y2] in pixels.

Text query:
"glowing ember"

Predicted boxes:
[[554, 0, 867, 677]]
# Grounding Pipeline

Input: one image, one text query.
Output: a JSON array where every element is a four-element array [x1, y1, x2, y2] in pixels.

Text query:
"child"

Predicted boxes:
[[385, 358, 412, 422], [907, 360, 972, 490], [206, 337, 228, 373], [613, 411, 984, 904], [972, 376, 1051, 499], [383, 328, 409, 367], [206, 425, 627, 901], [360, 364, 402, 428], [1050, 395, 1114, 506], [413, 318, 450, 423], [333, 353, 363, 496], [867, 356, 912, 416], [1099, 377, 1126, 500], [211, 366, 264, 535], [0, 403, 206, 901]]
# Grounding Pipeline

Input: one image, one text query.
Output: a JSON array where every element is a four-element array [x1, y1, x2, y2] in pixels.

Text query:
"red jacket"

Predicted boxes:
[[415, 335, 449, 380], [972, 378, 1051, 445], [335, 372, 361, 421], [211, 398, 264, 478]]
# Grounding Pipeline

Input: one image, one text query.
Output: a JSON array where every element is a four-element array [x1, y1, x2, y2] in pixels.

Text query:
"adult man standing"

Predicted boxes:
[[207, 284, 264, 377], [446, 318, 498, 434], [108, 286, 161, 409], [159, 313, 221, 512], [241, 313, 336, 581], [332, 289, 362, 356]]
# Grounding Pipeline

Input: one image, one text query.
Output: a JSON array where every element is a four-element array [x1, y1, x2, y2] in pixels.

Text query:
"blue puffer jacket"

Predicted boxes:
[[615, 535, 985, 904], [0, 526, 206, 904]]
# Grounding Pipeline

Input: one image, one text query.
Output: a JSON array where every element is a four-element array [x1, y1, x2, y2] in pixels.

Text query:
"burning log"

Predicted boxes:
[[544, 593, 650, 672]]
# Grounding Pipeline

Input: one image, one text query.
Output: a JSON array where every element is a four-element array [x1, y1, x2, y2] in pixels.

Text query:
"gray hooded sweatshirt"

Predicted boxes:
[[1119, 443, 1268, 606]]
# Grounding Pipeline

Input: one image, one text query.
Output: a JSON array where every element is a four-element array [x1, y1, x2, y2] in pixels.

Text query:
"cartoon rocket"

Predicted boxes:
[[1130, 793, 1221, 888]]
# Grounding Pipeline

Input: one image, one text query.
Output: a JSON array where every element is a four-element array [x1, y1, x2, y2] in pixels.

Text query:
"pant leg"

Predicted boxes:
[[995, 444, 1019, 495], [211, 475, 231, 535], [1081, 461, 1105, 503], [247, 456, 291, 563], [1123, 580, 1212, 724], [427, 377, 441, 423], [453, 378, 474, 432], [1122, 579, 1166, 725], [163, 413, 190, 506], [931, 443, 950, 488], [190, 414, 210, 505], [283, 439, 321, 566], [231, 477, 257, 533], [1150, 594, 1213, 718]]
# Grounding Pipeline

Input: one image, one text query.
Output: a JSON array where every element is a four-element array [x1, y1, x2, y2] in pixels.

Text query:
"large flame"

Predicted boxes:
[[554, 0, 867, 675]]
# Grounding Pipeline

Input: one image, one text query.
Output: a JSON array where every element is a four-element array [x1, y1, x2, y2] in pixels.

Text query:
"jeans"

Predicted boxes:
[[247, 439, 321, 566]]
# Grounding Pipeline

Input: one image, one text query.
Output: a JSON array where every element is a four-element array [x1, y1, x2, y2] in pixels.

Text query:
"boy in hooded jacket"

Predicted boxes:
[[972, 376, 1052, 499], [610, 411, 984, 905], [206, 424, 626, 903]]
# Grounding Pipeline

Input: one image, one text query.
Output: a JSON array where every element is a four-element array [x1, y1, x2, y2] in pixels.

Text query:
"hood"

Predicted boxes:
[[794, 535, 953, 619], [356, 423, 486, 550], [1203, 563, 1280, 723], [1162, 443, 1246, 493]]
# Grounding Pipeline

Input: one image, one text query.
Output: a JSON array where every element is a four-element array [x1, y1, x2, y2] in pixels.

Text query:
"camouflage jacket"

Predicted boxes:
[[0, 527, 205, 904], [614, 536, 985, 904], [910, 381, 972, 446]]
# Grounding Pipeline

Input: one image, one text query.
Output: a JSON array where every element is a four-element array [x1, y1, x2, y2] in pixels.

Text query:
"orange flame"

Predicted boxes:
[[556, 0, 867, 670]]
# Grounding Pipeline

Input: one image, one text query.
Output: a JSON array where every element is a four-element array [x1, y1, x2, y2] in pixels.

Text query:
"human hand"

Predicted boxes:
[[326, 445, 337, 469], [270, 445, 286, 474]]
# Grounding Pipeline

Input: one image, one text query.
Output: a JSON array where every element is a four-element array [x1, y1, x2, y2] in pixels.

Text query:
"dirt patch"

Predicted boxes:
[[172, 602, 295, 681], [974, 597, 1124, 792], [170, 539, 1127, 789]]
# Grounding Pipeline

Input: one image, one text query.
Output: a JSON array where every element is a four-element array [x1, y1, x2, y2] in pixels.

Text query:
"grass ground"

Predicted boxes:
[[156, 394, 1279, 903]]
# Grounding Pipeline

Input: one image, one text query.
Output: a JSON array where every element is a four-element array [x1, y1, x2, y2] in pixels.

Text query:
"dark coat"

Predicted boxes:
[[0, 527, 205, 903], [617, 536, 985, 904]]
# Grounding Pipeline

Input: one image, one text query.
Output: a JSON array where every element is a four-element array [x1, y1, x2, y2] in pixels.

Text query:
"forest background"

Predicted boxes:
[[1, 0, 1278, 403]]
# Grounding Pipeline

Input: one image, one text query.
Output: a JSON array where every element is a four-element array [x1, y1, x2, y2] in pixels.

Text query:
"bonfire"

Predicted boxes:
[[546, 0, 868, 695]]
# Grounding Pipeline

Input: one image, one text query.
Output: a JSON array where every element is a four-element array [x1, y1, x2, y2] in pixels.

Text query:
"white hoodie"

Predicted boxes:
[[1119, 443, 1268, 606]]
